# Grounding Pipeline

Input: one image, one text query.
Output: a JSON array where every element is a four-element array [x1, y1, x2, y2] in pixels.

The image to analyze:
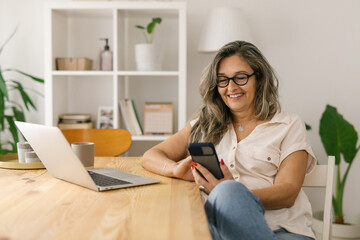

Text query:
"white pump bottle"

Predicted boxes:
[[100, 38, 113, 70]]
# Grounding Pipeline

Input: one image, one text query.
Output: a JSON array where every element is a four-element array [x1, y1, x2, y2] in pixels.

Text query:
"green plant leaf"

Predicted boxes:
[[332, 195, 339, 218], [136, 25, 145, 30], [319, 105, 358, 165], [0, 26, 17, 56], [8, 141, 17, 153], [8, 69, 44, 83], [147, 21, 156, 34], [147, 18, 162, 34], [11, 81, 36, 111], [152, 17, 162, 24], [12, 106, 25, 121], [0, 147, 15, 155], [0, 71, 9, 100], [319, 105, 341, 163], [5, 115, 19, 145]]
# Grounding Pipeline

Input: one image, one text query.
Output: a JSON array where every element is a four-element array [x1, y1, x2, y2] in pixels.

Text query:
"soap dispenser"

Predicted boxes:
[[100, 38, 113, 70]]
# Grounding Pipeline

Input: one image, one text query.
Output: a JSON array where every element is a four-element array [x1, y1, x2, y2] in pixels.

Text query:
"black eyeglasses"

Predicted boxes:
[[217, 72, 256, 88]]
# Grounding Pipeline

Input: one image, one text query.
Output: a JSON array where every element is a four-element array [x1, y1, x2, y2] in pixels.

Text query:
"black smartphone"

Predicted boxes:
[[188, 142, 224, 180]]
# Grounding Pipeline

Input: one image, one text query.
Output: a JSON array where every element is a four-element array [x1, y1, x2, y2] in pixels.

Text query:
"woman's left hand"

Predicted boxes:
[[191, 159, 234, 194]]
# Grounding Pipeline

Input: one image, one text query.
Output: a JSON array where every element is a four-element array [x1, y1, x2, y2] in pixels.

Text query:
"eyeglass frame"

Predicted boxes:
[[216, 72, 257, 88]]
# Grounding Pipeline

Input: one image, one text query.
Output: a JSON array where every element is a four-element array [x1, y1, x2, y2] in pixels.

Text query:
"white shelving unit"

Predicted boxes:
[[44, 2, 187, 147]]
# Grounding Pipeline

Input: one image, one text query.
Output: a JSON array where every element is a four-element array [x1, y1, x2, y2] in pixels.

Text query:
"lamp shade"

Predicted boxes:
[[198, 7, 253, 52]]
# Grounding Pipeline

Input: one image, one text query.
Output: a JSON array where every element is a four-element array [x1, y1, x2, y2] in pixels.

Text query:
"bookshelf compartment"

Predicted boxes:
[[45, 2, 187, 154], [117, 9, 179, 71], [52, 9, 113, 71], [51, 76, 113, 127], [117, 76, 179, 133]]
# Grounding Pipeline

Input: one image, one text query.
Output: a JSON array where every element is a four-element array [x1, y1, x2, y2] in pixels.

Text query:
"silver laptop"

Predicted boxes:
[[15, 121, 160, 191]]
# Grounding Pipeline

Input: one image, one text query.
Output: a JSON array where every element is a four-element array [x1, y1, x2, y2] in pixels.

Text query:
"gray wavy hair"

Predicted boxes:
[[189, 41, 280, 145]]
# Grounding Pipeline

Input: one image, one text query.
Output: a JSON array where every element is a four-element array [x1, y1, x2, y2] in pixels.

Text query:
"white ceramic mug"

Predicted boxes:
[[17, 142, 33, 163], [25, 151, 41, 163], [71, 142, 95, 168]]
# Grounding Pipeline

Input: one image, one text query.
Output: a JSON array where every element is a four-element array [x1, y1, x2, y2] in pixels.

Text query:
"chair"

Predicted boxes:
[[303, 156, 335, 240], [62, 129, 131, 156]]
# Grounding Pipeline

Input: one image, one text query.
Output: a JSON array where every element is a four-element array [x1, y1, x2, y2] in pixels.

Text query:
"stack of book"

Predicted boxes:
[[119, 99, 143, 136], [58, 114, 93, 130]]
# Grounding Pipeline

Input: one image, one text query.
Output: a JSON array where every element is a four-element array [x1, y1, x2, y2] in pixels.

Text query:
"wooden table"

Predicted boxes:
[[0, 157, 211, 240]]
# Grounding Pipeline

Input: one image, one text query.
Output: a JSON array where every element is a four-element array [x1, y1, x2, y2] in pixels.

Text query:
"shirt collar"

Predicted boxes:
[[267, 111, 291, 125], [227, 111, 289, 131]]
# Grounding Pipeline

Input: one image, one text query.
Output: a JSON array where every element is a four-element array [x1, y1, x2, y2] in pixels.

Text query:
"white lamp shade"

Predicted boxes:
[[198, 7, 253, 52]]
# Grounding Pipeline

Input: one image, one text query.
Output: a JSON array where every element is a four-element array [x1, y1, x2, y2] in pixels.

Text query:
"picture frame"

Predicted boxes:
[[97, 106, 113, 129]]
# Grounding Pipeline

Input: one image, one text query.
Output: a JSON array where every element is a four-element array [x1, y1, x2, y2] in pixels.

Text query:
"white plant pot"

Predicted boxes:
[[312, 211, 360, 239], [135, 43, 163, 71]]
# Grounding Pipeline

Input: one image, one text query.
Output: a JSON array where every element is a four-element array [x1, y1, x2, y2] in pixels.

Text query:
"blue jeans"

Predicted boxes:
[[205, 180, 315, 240]]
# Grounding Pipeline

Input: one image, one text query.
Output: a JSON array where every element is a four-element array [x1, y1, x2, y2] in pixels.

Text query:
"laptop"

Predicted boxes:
[[15, 121, 160, 191]]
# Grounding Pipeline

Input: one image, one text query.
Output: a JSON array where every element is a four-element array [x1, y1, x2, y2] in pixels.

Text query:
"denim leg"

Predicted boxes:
[[205, 180, 275, 240]]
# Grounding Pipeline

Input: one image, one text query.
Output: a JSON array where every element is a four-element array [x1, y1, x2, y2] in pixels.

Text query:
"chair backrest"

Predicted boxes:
[[62, 129, 131, 157], [303, 156, 335, 240]]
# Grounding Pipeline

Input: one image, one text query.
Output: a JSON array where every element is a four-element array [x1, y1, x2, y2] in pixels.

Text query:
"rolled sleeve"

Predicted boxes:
[[279, 115, 316, 174]]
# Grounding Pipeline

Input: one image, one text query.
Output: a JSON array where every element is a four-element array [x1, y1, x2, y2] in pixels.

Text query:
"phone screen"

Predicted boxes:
[[188, 142, 224, 180]]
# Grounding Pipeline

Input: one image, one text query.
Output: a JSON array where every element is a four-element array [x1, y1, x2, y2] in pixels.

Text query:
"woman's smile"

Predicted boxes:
[[217, 55, 257, 113], [228, 92, 245, 99]]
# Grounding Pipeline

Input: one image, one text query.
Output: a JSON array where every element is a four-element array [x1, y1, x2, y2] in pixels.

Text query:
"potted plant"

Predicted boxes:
[[134, 17, 163, 71], [312, 104, 360, 239], [0, 27, 44, 155]]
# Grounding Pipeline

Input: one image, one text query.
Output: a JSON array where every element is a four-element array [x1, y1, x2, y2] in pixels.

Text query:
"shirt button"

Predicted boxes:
[[234, 176, 239, 180], [230, 164, 235, 168], [232, 146, 236, 150], [267, 157, 271, 161]]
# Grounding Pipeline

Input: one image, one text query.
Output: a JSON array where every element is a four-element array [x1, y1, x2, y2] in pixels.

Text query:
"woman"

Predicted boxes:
[[141, 41, 316, 240]]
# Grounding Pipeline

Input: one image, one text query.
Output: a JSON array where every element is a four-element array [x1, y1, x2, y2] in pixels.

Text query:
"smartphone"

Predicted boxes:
[[188, 142, 224, 180]]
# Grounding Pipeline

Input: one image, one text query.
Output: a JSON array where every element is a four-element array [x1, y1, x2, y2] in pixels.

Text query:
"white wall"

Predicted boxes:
[[1, 0, 359, 217], [1, 0, 59, 124]]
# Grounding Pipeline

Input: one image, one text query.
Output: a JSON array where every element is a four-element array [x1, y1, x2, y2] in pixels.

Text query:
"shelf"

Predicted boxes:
[[52, 71, 114, 76], [116, 71, 179, 76], [47, 1, 186, 11], [52, 71, 179, 77], [132, 135, 170, 141], [53, 9, 112, 19]]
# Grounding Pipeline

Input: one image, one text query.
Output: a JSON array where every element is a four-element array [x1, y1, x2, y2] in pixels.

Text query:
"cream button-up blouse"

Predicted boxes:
[[193, 111, 316, 238]]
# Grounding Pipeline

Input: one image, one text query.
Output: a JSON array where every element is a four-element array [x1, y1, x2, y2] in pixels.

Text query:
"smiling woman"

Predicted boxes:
[[190, 41, 280, 145], [141, 41, 316, 240]]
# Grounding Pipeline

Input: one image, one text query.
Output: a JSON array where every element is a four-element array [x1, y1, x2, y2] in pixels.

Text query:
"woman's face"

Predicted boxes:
[[217, 55, 257, 115]]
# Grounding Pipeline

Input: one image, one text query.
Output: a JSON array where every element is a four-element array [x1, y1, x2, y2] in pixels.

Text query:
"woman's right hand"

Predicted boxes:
[[172, 156, 194, 181]]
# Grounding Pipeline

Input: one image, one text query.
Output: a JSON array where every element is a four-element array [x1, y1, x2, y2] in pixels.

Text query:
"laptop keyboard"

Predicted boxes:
[[88, 171, 131, 187]]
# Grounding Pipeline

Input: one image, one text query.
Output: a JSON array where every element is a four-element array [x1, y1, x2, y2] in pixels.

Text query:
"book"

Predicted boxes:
[[59, 114, 91, 121], [119, 99, 134, 134], [58, 122, 93, 130], [58, 113, 93, 130], [130, 99, 143, 135], [126, 99, 142, 136], [119, 99, 131, 134], [58, 119, 91, 124], [118, 99, 144, 135], [124, 100, 137, 135]]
